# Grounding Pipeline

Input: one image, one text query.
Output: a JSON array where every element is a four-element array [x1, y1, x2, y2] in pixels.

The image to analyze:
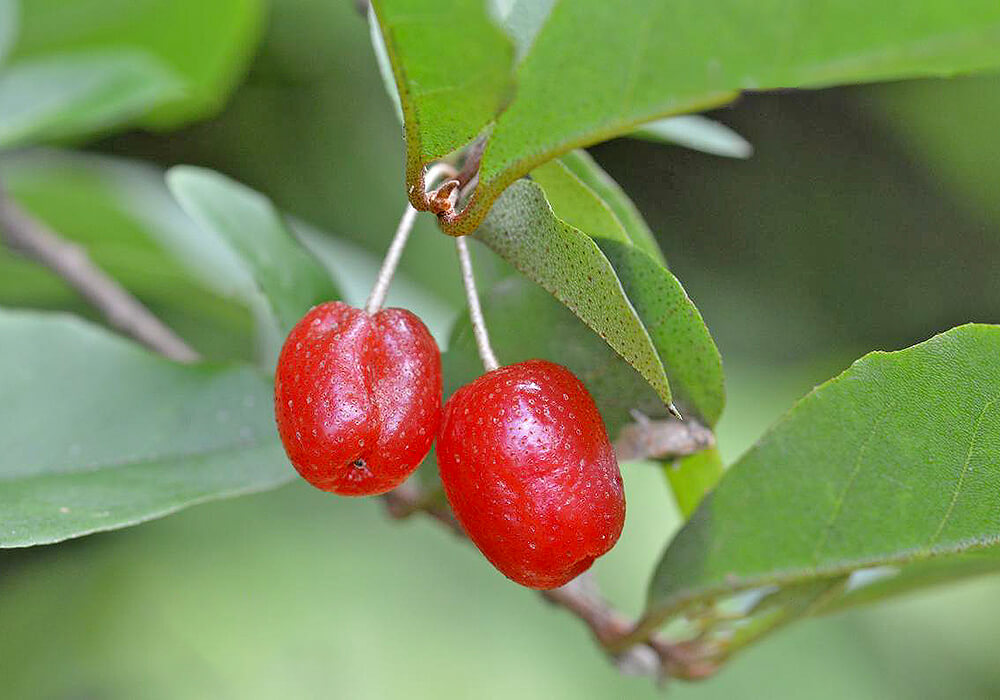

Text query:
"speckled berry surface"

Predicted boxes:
[[437, 359, 625, 589], [274, 301, 441, 495]]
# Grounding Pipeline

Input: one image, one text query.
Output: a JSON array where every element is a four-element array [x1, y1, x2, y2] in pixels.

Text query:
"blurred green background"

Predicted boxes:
[[2, 1, 1000, 697]]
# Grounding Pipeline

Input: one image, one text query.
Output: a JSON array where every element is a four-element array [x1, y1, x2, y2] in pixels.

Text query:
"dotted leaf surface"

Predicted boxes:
[[532, 158, 724, 425], [474, 178, 673, 409], [555, 149, 664, 266], [444, 273, 664, 438]]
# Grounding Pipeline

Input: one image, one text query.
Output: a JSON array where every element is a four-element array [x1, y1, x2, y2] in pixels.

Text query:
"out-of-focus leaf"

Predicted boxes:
[[444, 273, 664, 437], [167, 167, 338, 342], [531, 160, 724, 424], [442, 1, 1000, 234], [874, 74, 1000, 229], [475, 178, 673, 409], [0, 51, 183, 149], [490, 0, 555, 63], [662, 447, 724, 519], [0, 310, 288, 548], [369, 0, 513, 193], [820, 549, 1000, 615], [0, 0, 17, 66], [9, 0, 265, 127], [630, 115, 753, 159], [644, 325, 1000, 635], [0, 149, 255, 360], [366, 5, 403, 124], [556, 149, 664, 265]]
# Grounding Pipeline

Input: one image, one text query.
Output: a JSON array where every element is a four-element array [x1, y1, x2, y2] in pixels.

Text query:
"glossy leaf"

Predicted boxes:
[[8, 0, 264, 127], [532, 159, 724, 424], [442, 1, 1000, 234], [369, 0, 513, 193], [0, 51, 183, 148], [630, 115, 753, 159], [167, 167, 338, 339], [644, 325, 1000, 630], [474, 178, 673, 409], [0, 310, 289, 548]]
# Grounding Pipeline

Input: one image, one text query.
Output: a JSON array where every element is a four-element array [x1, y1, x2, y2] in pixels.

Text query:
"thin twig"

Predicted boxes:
[[365, 163, 458, 313], [0, 183, 199, 363], [454, 235, 499, 372], [381, 475, 698, 680], [365, 204, 419, 314], [613, 415, 715, 462]]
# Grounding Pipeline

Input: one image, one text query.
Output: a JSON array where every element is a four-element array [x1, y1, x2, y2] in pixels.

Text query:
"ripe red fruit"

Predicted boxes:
[[436, 359, 625, 589], [275, 301, 441, 496]]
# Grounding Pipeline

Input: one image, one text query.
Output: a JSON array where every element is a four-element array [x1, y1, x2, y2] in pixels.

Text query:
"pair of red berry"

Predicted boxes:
[[274, 300, 625, 589]]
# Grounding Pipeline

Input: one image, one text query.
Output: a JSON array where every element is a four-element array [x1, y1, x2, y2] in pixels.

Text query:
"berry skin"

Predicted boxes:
[[436, 359, 625, 589], [274, 301, 441, 496]]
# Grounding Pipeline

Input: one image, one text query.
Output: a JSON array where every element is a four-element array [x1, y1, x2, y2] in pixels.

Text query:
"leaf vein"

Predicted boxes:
[[926, 393, 1000, 547], [811, 399, 896, 564]]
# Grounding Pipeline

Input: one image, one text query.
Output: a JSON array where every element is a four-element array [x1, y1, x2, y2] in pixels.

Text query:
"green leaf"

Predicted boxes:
[[370, 0, 513, 192], [474, 178, 673, 409], [444, 273, 664, 437], [663, 446, 725, 519], [8, 0, 264, 127], [644, 324, 1000, 632], [0, 310, 289, 548], [167, 167, 339, 340], [630, 115, 753, 159], [0, 0, 17, 66], [0, 50, 184, 149], [443, 1, 1000, 234], [531, 159, 724, 424], [598, 241, 725, 425], [555, 149, 664, 266]]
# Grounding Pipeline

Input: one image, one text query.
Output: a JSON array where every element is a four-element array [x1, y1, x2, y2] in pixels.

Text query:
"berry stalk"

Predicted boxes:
[[365, 163, 458, 314], [455, 234, 499, 372]]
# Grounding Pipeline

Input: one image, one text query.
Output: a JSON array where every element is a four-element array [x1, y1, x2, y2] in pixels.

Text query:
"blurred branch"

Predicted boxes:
[[614, 414, 715, 462], [0, 183, 200, 363], [381, 477, 713, 682]]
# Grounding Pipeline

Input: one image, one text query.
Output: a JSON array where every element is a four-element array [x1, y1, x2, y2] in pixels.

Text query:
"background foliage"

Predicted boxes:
[[2, 0, 1000, 696]]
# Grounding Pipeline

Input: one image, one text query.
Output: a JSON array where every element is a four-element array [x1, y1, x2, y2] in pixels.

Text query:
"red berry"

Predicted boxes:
[[275, 301, 441, 495], [436, 359, 625, 589]]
